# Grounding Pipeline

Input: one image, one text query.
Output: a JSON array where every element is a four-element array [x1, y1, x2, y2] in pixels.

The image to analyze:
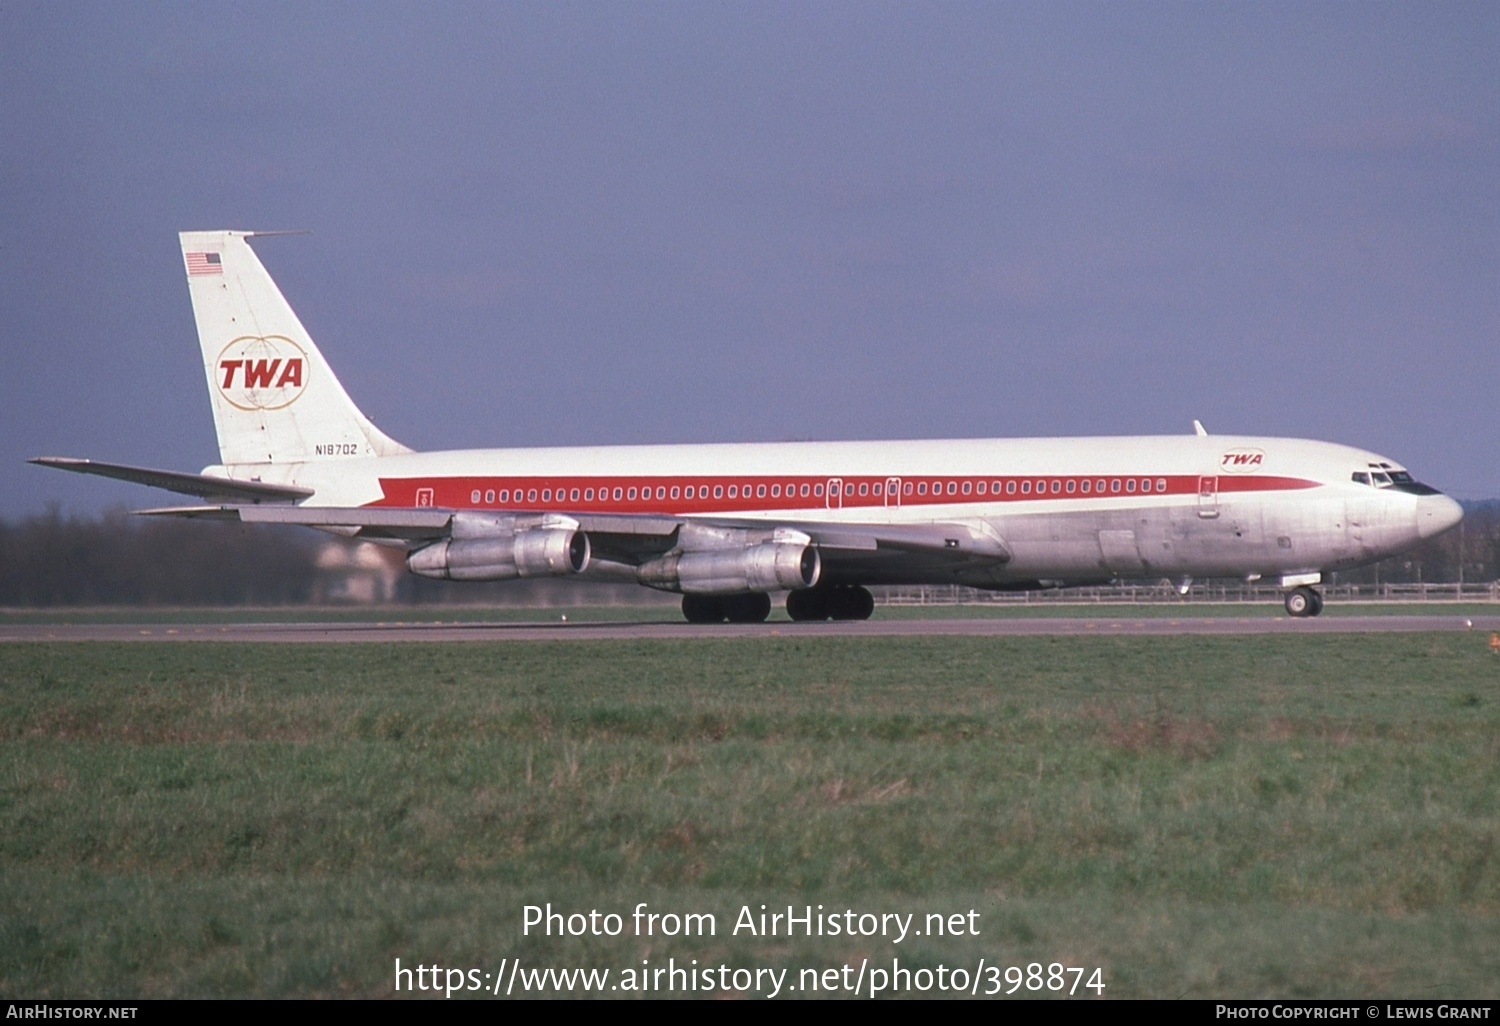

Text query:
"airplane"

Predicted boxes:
[[32, 230, 1464, 622]]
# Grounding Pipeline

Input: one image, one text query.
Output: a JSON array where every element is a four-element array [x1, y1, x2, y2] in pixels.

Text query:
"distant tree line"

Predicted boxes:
[[0, 507, 660, 607], [1, 503, 1498, 606], [0, 507, 320, 606]]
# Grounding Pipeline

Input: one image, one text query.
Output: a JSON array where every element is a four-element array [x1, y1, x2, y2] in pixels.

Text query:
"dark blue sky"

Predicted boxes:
[[4, 1, 1496, 517]]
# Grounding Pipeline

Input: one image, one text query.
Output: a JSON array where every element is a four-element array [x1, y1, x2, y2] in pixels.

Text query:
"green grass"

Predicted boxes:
[[1, 637, 1497, 998]]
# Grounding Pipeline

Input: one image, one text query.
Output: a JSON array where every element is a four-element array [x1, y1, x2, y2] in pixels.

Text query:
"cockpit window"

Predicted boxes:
[[1353, 467, 1442, 495]]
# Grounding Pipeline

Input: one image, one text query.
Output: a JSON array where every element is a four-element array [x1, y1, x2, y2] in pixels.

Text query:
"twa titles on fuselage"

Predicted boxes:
[[32, 231, 1463, 622]]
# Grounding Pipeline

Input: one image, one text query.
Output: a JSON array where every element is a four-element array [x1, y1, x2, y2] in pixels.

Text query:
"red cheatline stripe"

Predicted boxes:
[[369, 472, 1319, 514]]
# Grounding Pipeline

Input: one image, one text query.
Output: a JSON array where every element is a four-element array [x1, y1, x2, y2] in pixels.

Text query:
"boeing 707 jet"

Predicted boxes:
[[32, 231, 1464, 621]]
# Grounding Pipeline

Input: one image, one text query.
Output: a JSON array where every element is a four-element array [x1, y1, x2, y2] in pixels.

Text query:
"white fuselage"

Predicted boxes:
[[219, 432, 1461, 589]]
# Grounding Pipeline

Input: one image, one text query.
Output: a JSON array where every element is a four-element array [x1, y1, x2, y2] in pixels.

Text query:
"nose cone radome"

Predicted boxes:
[[1416, 493, 1464, 540]]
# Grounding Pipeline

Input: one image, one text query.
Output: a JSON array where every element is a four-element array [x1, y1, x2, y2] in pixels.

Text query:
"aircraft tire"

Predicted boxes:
[[725, 592, 772, 623], [1309, 590, 1324, 616], [785, 588, 829, 621], [834, 586, 875, 621], [682, 594, 726, 624], [1283, 586, 1316, 618]]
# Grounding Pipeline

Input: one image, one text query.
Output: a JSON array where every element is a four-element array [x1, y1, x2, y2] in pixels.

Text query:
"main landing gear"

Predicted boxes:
[[1283, 586, 1324, 618], [681, 592, 772, 624], [786, 584, 875, 622]]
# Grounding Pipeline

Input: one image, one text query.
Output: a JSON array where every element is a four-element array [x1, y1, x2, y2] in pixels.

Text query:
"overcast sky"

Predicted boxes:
[[3, 1, 1496, 517]]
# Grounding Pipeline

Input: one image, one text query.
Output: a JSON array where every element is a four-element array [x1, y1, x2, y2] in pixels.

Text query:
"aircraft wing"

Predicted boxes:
[[133, 503, 1011, 581]]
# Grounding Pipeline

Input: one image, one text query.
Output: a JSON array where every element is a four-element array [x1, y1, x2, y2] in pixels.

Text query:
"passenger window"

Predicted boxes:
[[757, 484, 766, 498], [918, 482, 927, 495], [714, 485, 723, 498], [1006, 481, 1015, 495], [859, 482, 868, 496], [1066, 480, 1075, 493], [585, 488, 594, 501], [612, 487, 622, 501], [962, 481, 972, 495]]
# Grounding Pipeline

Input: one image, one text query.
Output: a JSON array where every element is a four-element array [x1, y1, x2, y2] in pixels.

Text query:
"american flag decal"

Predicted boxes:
[[186, 251, 223, 276]]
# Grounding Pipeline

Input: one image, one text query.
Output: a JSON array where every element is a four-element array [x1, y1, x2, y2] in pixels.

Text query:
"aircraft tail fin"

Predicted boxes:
[[180, 230, 411, 467]]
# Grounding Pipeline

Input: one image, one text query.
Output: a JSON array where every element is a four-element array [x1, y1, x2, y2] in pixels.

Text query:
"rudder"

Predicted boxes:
[[180, 230, 410, 466]]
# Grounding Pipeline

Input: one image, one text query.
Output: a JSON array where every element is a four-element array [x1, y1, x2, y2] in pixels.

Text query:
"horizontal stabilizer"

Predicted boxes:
[[30, 457, 314, 503]]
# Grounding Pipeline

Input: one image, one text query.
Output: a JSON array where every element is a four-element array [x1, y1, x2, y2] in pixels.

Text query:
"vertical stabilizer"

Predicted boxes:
[[180, 230, 411, 466]]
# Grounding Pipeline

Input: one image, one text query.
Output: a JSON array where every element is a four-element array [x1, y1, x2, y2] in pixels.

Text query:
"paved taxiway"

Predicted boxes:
[[0, 615, 1493, 643]]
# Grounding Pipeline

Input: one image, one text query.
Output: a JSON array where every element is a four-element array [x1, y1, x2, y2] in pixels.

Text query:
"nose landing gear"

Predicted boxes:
[[1283, 586, 1324, 618]]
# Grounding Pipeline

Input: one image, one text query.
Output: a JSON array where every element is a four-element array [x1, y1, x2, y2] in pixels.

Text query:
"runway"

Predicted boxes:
[[1, 614, 1493, 642]]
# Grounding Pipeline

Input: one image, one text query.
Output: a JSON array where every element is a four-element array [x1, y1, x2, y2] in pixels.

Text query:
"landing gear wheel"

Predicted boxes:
[[786, 585, 875, 622], [682, 594, 726, 624], [785, 588, 827, 622], [832, 586, 875, 621], [724, 592, 772, 624], [1283, 586, 1319, 618], [683, 593, 772, 624]]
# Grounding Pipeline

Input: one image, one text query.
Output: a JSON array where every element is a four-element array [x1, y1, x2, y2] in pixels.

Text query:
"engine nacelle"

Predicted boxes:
[[407, 525, 590, 581], [637, 537, 821, 594]]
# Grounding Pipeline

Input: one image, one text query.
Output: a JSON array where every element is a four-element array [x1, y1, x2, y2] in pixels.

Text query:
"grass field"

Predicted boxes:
[[1, 635, 1497, 998]]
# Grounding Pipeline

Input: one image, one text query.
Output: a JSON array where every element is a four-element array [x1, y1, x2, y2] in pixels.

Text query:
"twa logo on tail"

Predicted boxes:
[[1219, 448, 1265, 473], [216, 336, 309, 411]]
